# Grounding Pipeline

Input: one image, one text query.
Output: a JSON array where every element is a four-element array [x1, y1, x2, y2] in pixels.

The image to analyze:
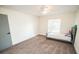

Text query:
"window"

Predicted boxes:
[[48, 19, 61, 34]]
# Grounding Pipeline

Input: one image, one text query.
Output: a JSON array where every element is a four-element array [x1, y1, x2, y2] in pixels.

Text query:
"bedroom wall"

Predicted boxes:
[[0, 7, 39, 45], [39, 13, 75, 35], [74, 10, 79, 53]]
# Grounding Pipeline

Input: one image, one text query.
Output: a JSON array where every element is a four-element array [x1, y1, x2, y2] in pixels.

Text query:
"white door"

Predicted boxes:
[[0, 14, 12, 51]]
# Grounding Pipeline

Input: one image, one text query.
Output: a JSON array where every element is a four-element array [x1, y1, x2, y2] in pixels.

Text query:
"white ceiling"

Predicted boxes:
[[0, 5, 79, 16]]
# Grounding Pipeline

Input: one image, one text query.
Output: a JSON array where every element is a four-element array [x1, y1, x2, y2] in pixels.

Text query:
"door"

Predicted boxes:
[[0, 14, 12, 51]]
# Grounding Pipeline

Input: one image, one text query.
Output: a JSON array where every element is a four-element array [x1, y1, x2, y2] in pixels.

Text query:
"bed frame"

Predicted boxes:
[[46, 25, 77, 44], [71, 25, 77, 44]]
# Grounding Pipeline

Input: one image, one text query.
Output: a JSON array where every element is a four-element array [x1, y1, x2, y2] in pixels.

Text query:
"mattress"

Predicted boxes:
[[47, 33, 71, 42]]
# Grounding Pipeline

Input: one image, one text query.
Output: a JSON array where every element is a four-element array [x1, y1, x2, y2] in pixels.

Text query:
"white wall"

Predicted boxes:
[[74, 10, 79, 53], [0, 8, 39, 45], [39, 13, 75, 35]]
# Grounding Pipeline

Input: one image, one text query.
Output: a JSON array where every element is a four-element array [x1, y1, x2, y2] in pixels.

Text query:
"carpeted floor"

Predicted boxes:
[[0, 35, 75, 54]]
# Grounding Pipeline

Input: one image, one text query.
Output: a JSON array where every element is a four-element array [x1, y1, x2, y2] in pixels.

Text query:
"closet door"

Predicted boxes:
[[0, 14, 12, 51]]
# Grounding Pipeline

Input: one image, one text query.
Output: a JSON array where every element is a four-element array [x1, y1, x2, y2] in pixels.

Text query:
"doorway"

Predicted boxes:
[[0, 14, 12, 51]]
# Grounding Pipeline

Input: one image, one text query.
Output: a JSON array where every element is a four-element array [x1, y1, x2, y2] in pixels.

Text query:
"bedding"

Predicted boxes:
[[47, 33, 71, 42], [47, 25, 77, 43]]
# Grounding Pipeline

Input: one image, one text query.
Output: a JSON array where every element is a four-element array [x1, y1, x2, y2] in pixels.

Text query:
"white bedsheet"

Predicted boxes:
[[47, 33, 71, 42]]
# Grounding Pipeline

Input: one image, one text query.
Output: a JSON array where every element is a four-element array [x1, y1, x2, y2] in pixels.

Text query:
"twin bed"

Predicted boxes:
[[47, 33, 71, 42], [46, 25, 77, 44]]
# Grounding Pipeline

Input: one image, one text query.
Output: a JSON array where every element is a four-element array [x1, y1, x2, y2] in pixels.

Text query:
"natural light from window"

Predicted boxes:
[[48, 19, 61, 34]]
